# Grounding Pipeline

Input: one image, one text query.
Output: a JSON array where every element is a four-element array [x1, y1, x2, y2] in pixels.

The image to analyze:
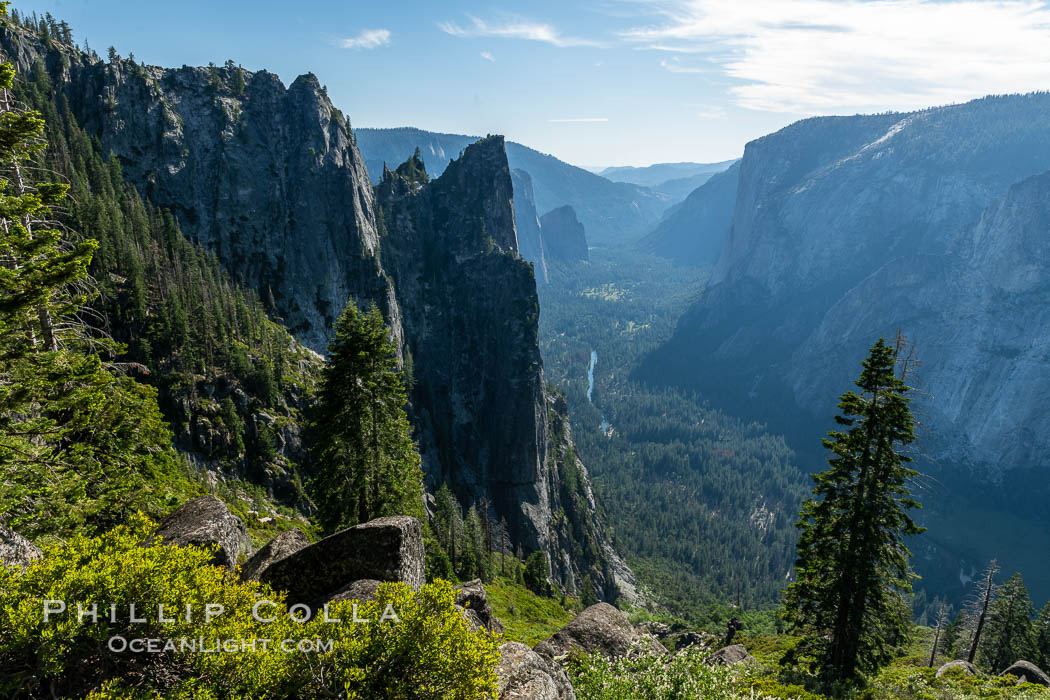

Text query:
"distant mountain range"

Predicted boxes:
[[599, 160, 738, 189], [355, 127, 672, 246]]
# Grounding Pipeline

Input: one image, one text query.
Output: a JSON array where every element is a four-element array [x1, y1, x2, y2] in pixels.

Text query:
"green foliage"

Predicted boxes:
[[568, 647, 793, 700], [537, 249, 806, 623], [980, 572, 1035, 672], [310, 301, 423, 533], [485, 578, 577, 646], [394, 147, 429, 184], [581, 573, 598, 607], [783, 338, 924, 682], [1036, 602, 1050, 671], [862, 661, 1050, 699], [0, 58, 192, 537], [428, 482, 498, 583], [524, 550, 551, 596], [0, 515, 500, 698]]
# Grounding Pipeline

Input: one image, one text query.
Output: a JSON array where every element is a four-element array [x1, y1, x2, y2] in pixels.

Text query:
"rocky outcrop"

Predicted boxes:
[[455, 579, 503, 634], [704, 644, 755, 666], [535, 603, 665, 660], [675, 631, 717, 652], [1000, 660, 1050, 686], [154, 496, 249, 568], [510, 169, 548, 284], [377, 141, 632, 601], [0, 525, 42, 568], [240, 527, 309, 581], [325, 579, 383, 604], [539, 206, 588, 263], [936, 660, 978, 678], [497, 642, 576, 700], [260, 516, 424, 603]]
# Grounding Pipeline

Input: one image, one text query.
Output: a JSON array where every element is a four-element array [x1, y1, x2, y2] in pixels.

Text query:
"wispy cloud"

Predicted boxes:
[[480, 51, 496, 62], [660, 57, 707, 74], [696, 106, 726, 119], [339, 29, 391, 50], [439, 15, 602, 47], [623, 0, 1050, 114], [548, 118, 610, 123]]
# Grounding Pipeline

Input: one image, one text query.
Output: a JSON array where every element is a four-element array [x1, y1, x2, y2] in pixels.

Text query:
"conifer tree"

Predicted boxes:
[[1035, 602, 1050, 672], [980, 572, 1034, 672], [942, 609, 964, 660], [0, 51, 179, 536], [310, 301, 423, 533], [783, 337, 924, 682]]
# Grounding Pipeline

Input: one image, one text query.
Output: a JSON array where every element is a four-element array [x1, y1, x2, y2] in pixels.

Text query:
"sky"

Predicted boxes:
[[13, 0, 1050, 167]]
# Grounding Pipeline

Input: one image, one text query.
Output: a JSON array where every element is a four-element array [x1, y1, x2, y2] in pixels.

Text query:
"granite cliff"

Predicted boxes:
[[539, 206, 589, 264], [638, 93, 1050, 598], [0, 23, 632, 599]]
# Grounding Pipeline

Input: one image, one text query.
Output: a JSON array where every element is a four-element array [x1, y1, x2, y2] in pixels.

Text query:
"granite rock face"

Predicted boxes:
[[791, 170, 1050, 480], [455, 579, 504, 634], [325, 579, 383, 604], [240, 527, 310, 581], [6, 47, 400, 351], [355, 126, 670, 246], [376, 141, 633, 600], [704, 644, 755, 666], [155, 496, 250, 569], [539, 206, 588, 263], [640, 161, 740, 267], [642, 93, 1050, 482], [510, 169, 548, 284], [534, 603, 665, 660], [1000, 660, 1050, 686], [0, 525, 42, 568], [497, 642, 576, 700], [260, 516, 424, 604]]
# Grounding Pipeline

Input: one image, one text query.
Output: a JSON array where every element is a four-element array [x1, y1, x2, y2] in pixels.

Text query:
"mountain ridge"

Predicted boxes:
[[355, 126, 672, 245]]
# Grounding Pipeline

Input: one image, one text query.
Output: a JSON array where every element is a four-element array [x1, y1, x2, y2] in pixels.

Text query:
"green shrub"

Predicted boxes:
[[0, 515, 500, 698]]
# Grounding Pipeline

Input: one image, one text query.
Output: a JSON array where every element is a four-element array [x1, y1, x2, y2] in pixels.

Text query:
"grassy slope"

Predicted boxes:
[[486, 578, 579, 646]]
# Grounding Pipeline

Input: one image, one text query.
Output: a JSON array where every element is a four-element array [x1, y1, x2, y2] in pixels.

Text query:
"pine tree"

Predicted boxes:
[[942, 609, 964, 660], [497, 516, 509, 577], [980, 572, 1034, 673], [462, 505, 483, 580], [783, 337, 924, 682], [581, 573, 598, 607], [0, 53, 180, 536], [1035, 602, 1050, 671], [310, 301, 423, 533], [524, 551, 551, 596]]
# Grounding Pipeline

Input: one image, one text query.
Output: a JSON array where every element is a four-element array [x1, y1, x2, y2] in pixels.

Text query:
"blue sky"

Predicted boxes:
[[13, 0, 1050, 167]]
